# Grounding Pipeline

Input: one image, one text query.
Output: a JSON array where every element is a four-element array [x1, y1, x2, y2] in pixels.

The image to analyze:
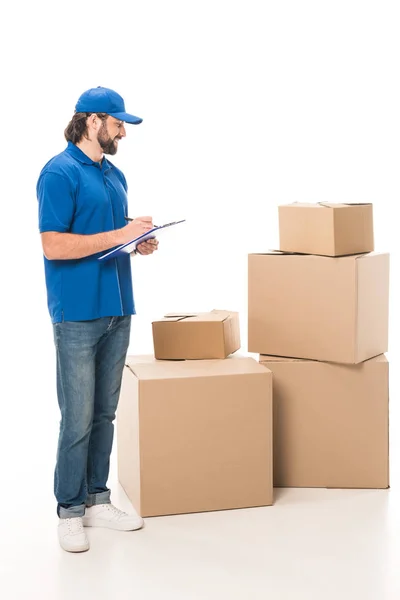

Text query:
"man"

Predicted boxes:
[[37, 86, 158, 553]]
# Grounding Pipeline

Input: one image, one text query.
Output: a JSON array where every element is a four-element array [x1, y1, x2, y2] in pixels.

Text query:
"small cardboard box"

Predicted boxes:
[[152, 309, 240, 359], [117, 356, 273, 517], [248, 251, 389, 363], [259, 354, 389, 489], [279, 202, 374, 256]]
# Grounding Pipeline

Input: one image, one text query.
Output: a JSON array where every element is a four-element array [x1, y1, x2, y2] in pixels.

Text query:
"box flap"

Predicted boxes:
[[259, 355, 309, 363], [163, 312, 199, 318], [249, 250, 336, 259], [181, 310, 232, 323], [209, 309, 237, 322], [158, 312, 199, 323], [279, 202, 372, 209], [249, 250, 287, 256], [250, 251, 381, 260], [125, 355, 267, 380], [250, 249, 357, 257], [259, 353, 387, 364], [156, 310, 235, 324], [318, 202, 372, 208]]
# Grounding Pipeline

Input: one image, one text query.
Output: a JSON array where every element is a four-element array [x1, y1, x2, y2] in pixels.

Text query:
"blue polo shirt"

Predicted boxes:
[[37, 142, 135, 323]]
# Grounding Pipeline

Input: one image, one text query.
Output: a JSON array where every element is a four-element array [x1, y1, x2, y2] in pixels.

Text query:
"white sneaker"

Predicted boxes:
[[58, 517, 90, 553], [82, 504, 144, 531]]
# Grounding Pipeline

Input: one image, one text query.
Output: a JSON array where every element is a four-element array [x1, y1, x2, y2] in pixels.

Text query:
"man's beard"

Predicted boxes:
[[97, 122, 120, 155]]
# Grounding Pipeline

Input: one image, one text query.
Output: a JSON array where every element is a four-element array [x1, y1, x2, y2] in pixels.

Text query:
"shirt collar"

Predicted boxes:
[[66, 142, 113, 172]]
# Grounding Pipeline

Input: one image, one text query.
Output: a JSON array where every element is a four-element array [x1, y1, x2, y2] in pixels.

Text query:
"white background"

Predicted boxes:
[[2, 0, 398, 346], [0, 1, 399, 595], [2, 1, 398, 417]]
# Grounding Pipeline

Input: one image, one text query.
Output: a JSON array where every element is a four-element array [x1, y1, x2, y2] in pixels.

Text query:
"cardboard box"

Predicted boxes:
[[259, 354, 389, 489], [279, 202, 374, 256], [152, 309, 240, 360], [117, 356, 273, 517], [248, 251, 389, 363]]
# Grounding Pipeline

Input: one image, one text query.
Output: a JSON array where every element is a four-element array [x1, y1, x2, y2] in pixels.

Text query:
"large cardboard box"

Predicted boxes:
[[117, 356, 273, 517], [248, 251, 389, 363], [259, 354, 389, 489], [279, 202, 374, 256], [152, 310, 240, 360]]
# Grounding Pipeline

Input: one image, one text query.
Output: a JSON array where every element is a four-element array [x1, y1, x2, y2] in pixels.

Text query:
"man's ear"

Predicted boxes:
[[87, 114, 99, 131]]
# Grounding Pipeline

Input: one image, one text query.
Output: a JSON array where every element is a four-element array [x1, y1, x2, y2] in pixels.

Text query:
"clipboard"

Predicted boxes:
[[98, 219, 186, 261]]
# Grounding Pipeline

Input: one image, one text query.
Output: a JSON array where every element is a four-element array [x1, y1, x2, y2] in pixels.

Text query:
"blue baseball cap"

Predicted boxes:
[[75, 86, 143, 124]]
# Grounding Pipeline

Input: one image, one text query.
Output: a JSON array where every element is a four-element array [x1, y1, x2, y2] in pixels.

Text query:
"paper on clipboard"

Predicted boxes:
[[98, 219, 186, 261]]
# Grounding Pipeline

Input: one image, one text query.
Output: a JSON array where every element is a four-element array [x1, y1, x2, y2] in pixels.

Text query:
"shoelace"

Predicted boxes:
[[65, 518, 84, 533], [106, 505, 127, 520]]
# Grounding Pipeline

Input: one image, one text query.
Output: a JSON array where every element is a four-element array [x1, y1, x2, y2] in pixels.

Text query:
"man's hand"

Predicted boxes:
[[121, 216, 153, 244], [135, 238, 159, 255]]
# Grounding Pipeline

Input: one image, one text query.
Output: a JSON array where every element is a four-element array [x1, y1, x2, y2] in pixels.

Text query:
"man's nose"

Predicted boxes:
[[120, 125, 127, 138]]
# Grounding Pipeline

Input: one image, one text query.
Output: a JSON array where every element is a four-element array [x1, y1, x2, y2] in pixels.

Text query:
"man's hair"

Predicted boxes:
[[64, 112, 108, 144]]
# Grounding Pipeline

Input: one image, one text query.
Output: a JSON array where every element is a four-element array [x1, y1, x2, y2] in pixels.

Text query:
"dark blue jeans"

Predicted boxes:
[[52, 316, 131, 518]]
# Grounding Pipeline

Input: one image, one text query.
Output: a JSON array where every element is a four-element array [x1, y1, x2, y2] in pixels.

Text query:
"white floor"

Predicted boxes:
[[2, 344, 399, 600]]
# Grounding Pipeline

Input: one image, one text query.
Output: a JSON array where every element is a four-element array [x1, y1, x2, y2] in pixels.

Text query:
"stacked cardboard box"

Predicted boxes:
[[117, 311, 274, 517], [152, 310, 241, 359], [248, 202, 390, 489], [118, 202, 389, 518]]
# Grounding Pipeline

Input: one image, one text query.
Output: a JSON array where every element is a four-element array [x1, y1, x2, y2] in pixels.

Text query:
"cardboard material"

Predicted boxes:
[[278, 202, 374, 256], [259, 354, 389, 489], [152, 309, 241, 359], [248, 252, 389, 363], [117, 356, 273, 517]]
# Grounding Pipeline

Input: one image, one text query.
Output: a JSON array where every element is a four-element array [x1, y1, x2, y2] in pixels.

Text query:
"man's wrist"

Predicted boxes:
[[113, 227, 126, 246]]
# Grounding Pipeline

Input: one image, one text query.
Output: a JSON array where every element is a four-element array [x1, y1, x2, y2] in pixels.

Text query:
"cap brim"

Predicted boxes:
[[108, 112, 143, 124]]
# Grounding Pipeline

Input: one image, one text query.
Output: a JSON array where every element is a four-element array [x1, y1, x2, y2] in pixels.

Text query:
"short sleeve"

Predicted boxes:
[[37, 172, 76, 233]]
